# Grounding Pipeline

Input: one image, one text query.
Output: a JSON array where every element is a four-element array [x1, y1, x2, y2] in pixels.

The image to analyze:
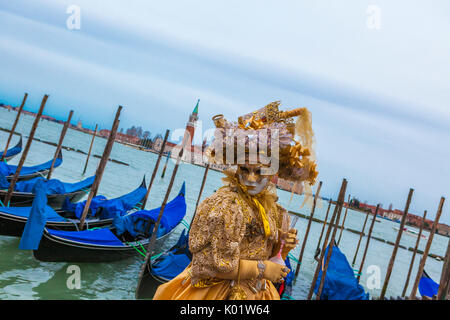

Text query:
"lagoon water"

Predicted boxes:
[[0, 108, 447, 300]]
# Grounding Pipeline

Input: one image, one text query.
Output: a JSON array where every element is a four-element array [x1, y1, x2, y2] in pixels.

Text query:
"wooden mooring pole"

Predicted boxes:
[[294, 181, 322, 278], [82, 124, 98, 175], [1, 93, 27, 162], [4, 95, 48, 205], [189, 164, 210, 227], [379, 188, 414, 300], [337, 194, 351, 246], [357, 204, 379, 283], [136, 107, 195, 298], [161, 150, 171, 179], [437, 239, 450, 300], [47, 110, 73, 180], [315, 180, 348, 300], [139, 125, 191, 278], [352, 208, 371, 267], [401, 210, 427, 297], [79, 106, 122, 229], [409, 197, 445, 299], [307, 178, 347, 300], [140, 129, 170, 210], [315, 198, 332, 256]]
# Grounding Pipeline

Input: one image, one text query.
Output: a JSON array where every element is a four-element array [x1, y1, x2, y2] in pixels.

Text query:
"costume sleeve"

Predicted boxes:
[[270, 204, 291, 257], [189, 188, 246, 282], [276, 203, 290, 231]]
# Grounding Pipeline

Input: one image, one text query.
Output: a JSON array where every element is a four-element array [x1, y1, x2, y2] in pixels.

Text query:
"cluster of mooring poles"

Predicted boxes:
[[3, 94, 48, 206], [135, 113, 211, 295], [290, 176, 447, 300], [2, 94, 168, 231], [0, 93, 27, 162], [2, 93, 447, 300]]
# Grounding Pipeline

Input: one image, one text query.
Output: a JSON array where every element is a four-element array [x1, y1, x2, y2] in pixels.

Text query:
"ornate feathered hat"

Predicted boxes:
[[206, 101, 318, 187]]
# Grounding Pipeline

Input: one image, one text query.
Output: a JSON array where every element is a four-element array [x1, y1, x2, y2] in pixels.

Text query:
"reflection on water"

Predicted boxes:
[[0, 109, 447, 299]]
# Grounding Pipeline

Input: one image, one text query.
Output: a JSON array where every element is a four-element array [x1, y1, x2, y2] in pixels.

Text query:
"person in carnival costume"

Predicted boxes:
[[153, 101, 318, 300]]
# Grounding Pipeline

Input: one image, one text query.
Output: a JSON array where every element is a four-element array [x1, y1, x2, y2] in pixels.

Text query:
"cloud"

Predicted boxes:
[[0, 1, 449, 222]]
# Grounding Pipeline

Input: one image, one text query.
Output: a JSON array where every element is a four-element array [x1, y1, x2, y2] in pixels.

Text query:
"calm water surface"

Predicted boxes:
[[0, 109, 447, 299]]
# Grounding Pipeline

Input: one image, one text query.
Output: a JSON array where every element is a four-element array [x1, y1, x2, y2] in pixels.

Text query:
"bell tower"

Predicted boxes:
[[185, 99, 199, 148]]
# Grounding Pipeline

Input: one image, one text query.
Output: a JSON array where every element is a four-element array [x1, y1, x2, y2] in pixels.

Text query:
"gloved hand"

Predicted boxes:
[[238, 260, 259, 279], [281, 228, 299, 259], [216, 260, 259, 280], [262, 260, 290, 283]]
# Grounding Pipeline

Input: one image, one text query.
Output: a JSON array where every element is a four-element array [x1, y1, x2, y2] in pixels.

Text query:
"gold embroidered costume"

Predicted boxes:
[[153, 101, 318, 300]]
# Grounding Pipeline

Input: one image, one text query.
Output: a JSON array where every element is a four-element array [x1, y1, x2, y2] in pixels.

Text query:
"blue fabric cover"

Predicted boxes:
[[39, 182, 186, 248], [152, 229, 191, 280], [61, 183, 147, 219], [284, 256, 294, 286], [2, 138, 22, 158], [0, 205, 66, 222], [114, 182, 186, 238], [0, 157, 62, 177], [0, 174, 9, 189], [18, 180, 58, 250], [46, 228, 124, 246], [419, 274, 439, 298], [10, 175, 95, 194], [314, 245, 369, 300]]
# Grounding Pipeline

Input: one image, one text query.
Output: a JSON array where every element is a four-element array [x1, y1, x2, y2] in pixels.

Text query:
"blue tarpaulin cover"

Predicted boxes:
[[0, 174, 9, 189], [61, 182, 147, 219], [18, 180, 59, 250], [0, 156, 62, 177], [152, 229, 191, 280], [37, 182, 186, 248], [314, 244, 369, 300], [1, 175, 95, 194], [284, 256, 294, 287], [47, 228, 124, 246], [114, 182, 186, 238], [419, 273, 439, 298]]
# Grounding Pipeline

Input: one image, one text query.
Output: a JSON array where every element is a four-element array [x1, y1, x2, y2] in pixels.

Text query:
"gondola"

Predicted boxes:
[[0, 177, 147, 237], [136, 228, 191, 299], [135, 229, 295, 300], [0, 175, 95, 208], [32, 182, 187, 263], [1, 135, 22, 162], [313, 244, 369, 300], [1, 150, 63, 182]]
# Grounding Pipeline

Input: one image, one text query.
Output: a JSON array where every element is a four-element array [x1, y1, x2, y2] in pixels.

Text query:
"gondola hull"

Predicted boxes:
[[2, 136, 22, 162], [136, 256, 169, 299], [0, 188, 88, 208], [0, 211, 112, 237], [33, 227, 173, 263], [4, 150, 62, 182], [6, 168, 51, 182], [136, 229, 191, 299], [4, 154, 18, 162]]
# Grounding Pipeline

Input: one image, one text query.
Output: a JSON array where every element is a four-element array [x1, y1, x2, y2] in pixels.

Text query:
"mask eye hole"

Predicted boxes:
[[240, 167, 249, 173]]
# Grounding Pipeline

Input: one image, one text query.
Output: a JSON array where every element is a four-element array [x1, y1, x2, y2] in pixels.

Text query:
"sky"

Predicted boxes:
[[0, 1, 449, 223]]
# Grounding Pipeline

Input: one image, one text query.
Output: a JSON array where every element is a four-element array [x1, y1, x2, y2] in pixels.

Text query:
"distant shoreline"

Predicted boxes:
[[1, 106, 449, 238]]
